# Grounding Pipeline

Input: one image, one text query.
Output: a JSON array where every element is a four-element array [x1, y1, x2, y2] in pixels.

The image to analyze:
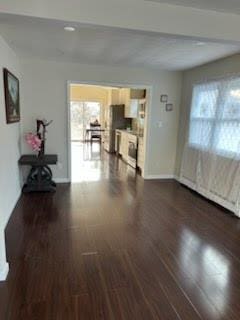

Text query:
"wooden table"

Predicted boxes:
[[19, 154, 58, 193]]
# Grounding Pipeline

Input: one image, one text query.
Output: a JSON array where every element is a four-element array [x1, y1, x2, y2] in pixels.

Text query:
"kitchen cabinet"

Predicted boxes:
[[119, 131, 129, 161], [137, 137, 144, 170], [128, 99, 139, 118], [119, 133, 124, 157], [119, 89, 145, 118], [118, 131, 129, 161]]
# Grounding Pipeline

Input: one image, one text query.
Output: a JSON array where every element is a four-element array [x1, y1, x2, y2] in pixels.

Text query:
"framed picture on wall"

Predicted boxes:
[[166, 103, 173, 112], [160, 94, 168, 103], [3, 68, 20, 124]]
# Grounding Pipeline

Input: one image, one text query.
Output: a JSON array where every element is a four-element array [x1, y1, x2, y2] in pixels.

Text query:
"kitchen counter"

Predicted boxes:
[[116, 129, 143, 137]]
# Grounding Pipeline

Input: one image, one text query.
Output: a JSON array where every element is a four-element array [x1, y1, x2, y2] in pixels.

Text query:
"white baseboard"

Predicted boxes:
[[174, 175, 180, 182], [54, 175, 180, 183], [144, 174, 176, 180], [0, 263, 9, 281], [54, 176, 181, 183], [54, 178, 70, 183]]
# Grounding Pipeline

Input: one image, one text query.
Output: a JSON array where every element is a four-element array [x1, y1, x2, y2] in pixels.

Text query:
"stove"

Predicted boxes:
[[128, 134, 138, 168]]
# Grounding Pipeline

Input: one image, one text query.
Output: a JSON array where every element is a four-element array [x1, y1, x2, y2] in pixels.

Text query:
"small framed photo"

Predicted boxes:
[[166, 103, 173, 112], [3, 68, 20, 124], [160, 94, 168, 103]]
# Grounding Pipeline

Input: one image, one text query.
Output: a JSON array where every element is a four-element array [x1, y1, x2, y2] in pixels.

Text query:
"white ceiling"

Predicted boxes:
[[146, 0, 240, 15], [0, 14, 240, 71]]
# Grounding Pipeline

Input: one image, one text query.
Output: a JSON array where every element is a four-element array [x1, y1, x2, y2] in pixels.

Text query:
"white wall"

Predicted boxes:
[[0, 35, 21, 280], [176, 53, 240, 176], [70, 85, 109, 128], [20, 57, 182, 180]]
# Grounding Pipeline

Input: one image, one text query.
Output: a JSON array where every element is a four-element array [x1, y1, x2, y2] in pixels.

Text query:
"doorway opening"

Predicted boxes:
[[68, 82, 150, 183], [70, 99, 102, 182], [70, 101, 101, 142]]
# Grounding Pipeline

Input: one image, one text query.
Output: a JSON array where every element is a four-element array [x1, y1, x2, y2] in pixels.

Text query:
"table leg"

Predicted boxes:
[[23, 165, 56, 192]]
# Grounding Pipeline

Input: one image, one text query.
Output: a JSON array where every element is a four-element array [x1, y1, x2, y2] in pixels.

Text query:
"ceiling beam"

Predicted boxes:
[[1, 0, 240, 43]]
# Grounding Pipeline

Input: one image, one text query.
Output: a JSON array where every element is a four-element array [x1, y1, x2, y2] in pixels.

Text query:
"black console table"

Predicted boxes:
[[19, 154, 58, 193]]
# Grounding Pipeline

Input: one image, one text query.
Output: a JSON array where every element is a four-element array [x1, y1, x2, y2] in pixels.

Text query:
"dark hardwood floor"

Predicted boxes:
[[1, 142, 240, 319]]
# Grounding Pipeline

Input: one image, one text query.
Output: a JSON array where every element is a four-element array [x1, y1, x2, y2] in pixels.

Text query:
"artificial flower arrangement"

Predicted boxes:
[[25, 133, 42, 152], [25, 119, 53, 157]]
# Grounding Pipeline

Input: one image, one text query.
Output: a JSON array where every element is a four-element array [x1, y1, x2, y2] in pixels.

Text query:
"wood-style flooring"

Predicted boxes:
[[1, 142, 240, 319]]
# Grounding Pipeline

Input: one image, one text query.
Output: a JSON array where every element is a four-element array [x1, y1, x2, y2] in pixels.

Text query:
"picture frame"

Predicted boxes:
[[166, 103, 173, 112], [160, 94, 168, 103], [3, 68, 20, 124]]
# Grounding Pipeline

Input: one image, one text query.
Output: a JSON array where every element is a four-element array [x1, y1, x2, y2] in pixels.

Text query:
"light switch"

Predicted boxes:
[[157, 121, 163, 128]]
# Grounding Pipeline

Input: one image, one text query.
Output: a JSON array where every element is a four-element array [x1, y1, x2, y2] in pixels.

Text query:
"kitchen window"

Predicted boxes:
[[189, 77, 240, 157]]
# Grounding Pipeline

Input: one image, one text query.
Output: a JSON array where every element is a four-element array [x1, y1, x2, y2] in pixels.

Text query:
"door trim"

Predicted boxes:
[[67, 80, 153, 182]]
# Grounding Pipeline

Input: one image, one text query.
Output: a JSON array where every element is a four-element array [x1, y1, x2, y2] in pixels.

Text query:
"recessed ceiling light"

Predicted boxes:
[[64, 26, 76, 32]]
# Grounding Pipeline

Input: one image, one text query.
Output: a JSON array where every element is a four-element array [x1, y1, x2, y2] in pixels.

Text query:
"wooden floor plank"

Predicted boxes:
[[1, 143, 240, 319]]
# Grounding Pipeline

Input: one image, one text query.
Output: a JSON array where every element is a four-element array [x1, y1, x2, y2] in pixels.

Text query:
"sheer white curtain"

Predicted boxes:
[[180, 76, 240, 217]]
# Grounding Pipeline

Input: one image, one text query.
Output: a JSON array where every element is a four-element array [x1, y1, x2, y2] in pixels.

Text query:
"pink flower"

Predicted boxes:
[[25, 133, 42, 152]]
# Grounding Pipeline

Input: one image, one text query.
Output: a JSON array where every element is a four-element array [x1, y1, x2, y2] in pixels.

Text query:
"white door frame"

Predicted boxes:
[[67, 80, 153, 182]]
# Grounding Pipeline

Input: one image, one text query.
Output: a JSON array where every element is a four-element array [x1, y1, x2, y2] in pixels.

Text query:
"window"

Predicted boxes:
[[70, 101, 101, 141], [189, 77, 240, 156]]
